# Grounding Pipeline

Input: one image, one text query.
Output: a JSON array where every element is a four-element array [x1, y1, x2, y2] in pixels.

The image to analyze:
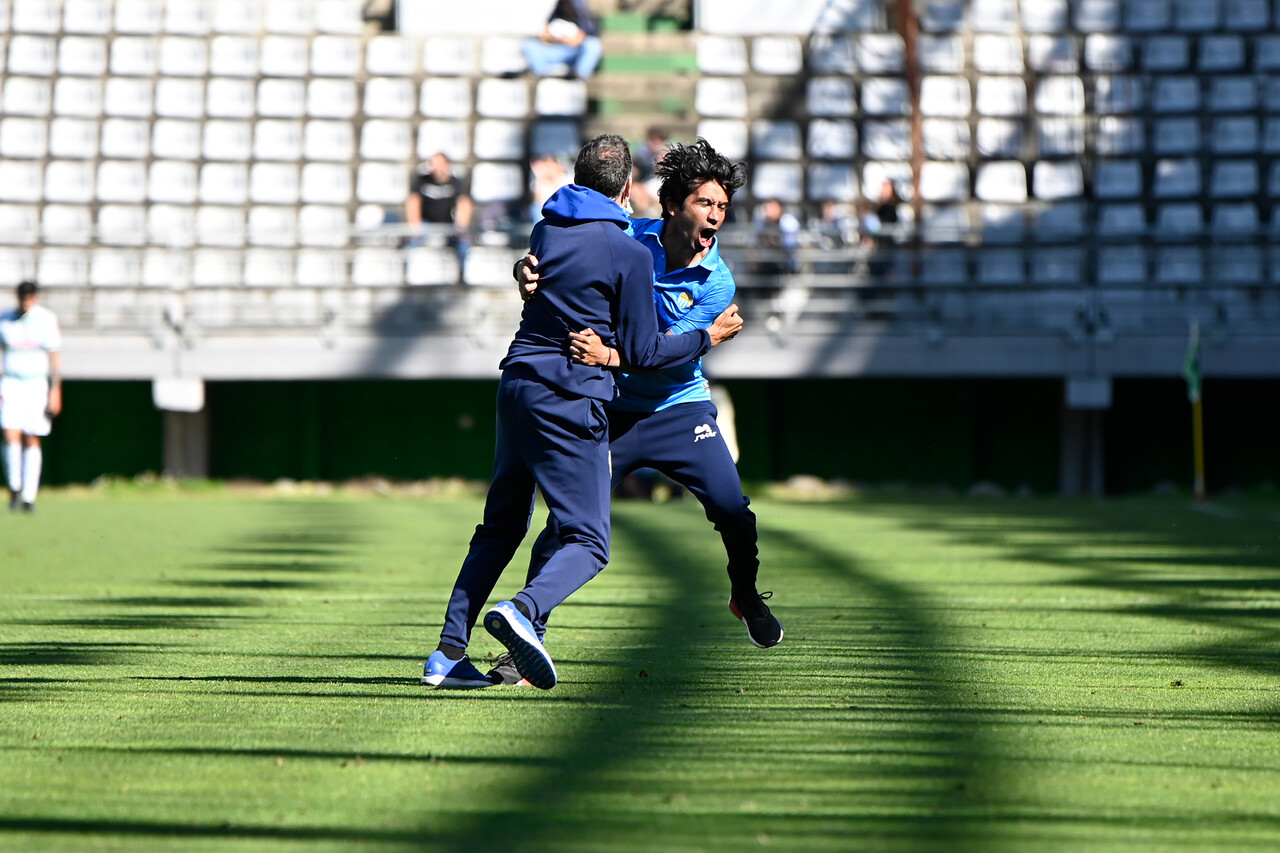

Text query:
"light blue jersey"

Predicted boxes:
[[608, 217, 736, 413]]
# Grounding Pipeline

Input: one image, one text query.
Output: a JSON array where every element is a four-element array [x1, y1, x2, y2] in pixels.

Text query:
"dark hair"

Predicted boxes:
[[655, 138, 748, 220], [16, 280, 37, 298], [574, 134, 632, 200]]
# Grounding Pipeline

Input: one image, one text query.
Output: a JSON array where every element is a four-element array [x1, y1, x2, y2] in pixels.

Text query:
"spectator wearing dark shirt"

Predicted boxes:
[[406, 152, 472, 272]]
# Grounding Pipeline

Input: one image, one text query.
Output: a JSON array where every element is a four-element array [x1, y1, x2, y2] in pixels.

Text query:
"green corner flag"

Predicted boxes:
[[1183, 321, 1202, 404]]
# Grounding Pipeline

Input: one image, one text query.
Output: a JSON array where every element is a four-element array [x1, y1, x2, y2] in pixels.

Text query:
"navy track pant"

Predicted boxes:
[[438, 365, 612, 650], [525, 400, 760, 638]]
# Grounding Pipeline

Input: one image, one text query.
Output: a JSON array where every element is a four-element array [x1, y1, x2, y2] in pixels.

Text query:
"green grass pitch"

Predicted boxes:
[[1, 489, 1279, 852]]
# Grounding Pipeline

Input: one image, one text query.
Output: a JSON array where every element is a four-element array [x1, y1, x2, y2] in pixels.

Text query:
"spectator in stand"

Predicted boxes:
[[864, 179, 905, 280], [634, 126, 671, 184], [529, 152, 572, 223], [406, 152, 472, 274], [751, 198, 800, 275], [522, 0, 603, 81]]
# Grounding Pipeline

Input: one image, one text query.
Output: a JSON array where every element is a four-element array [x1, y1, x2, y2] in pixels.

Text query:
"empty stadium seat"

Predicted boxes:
[[471, 119, 523, 160], [1154, 202, 1203, 237], [0, 204, 39, 245], [304, 120, 353, 161], [862, 120, 910, 159], [6, 77, 52, 116], [254, 120, 303, 161], [89, 248, 141, 286], [148, 160, 197, 204], [977, 248, 1025, 285], [37, 247, 89, 286], [529, 120, 578, 159], [975, 161, 1028, 203], [196, 205, 245, 247], [1032, 247, 1082, 283], [49, 117, 96, 158], [695, 119, 747, 161], [1022, 0, 1069, 32], [920, 247, 967, 284], [406, 247, 461, 286], [1152, 117, 1199, 154], [975, 118, 1022, 158], [206, 77, 254, 118], [1210, 160, 1259, 197], [1152, 76, 1200, 112], [751, 120, 802, 160], [351, 248, 403, 287], [919, 205, 969, 243], [807, 118, 857, 160], [420, 78, 471, 119], [1094, 75, 1143, 114], [973, 36, 1024, 74], [114, 0, 161, 34], [696, 35, 747, 75], [475, 79, 527, 119], [1028, 35, 1079, 72], [96, 204, 146, 246], [1084, 34, 1131, 71], [249, 163, 300, 205], [201, 119, 250, 161], [1263, 118, 1280, 154], [101, 117, 149, 159], [298, 205, 349, 248], [806, 163, 856, 202], [862, 77, 910, 116], [146, 204, 195, 246], [154, 78, 202, 118], [1154, 246, 1202, 285], [751, 36, 803, 75], [1210, 116, 1257, 154], [1207, 76, 1257, 112], [808, 34, 855, 74], [1200, 34, 1245, 70], [110, 36, 159, 77], [247, 206, 297, 248], [921, 118, 969, 160], [0, 162, 42, 203], [917, 34, 963, 73], [210, 36, 257, 77], [52, 77, 99, 116], [1097, 245, 1146, 284], [752, 163, 803, 202], [1033, 161, 1083, 199], [160, 36, 208, 77], [243, 250, 295, 287], [920, 76, 969, 117], [1076, 0, 1120, 31], [1094, 159, 1142, 198], [10, 34, 56, 76], [1097, 203, 1147, 237], [981, 204, 1025, 243], [1035, 203, 1085, 241], [46, 159, 94, 203], [480, 37, 527, 77], [1039, 117, 1085, 156], [261, 36, 308, 77], [64, 0, 111, 35], [306, 79, 356, 119], [919, 161, 969, 202], [804, 77, 855, 117], [1210, 202, 1260, 234], [1036, 76, 1084, 114], [971, 0, 1017, 32], [1143, 35, 1189, 71], [1225, 0, 1269, 30], [212, 0, 259, 34], [0, 117, 46, 158], [919, 1, 964, 32], [1125, 0, 1172, 32], [364, 77, 416, 119], [418, 119, 469, 162], [697, 78, 748, 118], [1175, 0, 1218, 31], [104, 77, 152, 117], [976, 77, 1026, 116], [534, 79, 586, 117], [199, 163, 248, 205], [423, 38, 475, 76], [1153, 158, 1201, 197], [311, 36, 359, 77], [265, 0, 312, 35], [190, 249, 242, 286], [295, 249, 345, 285], [1096, 116, 1145, 156], [0, 249, 37, 284], [41, 204, 91, 245], [355, 162, 403, 205], [856, 33, 903, 74]]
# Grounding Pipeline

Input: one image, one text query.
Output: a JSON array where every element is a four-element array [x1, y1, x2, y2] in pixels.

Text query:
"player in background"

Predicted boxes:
[[0, 281, 62, 513], [495, 140, 781, 686], [422, 135, 744, 690]]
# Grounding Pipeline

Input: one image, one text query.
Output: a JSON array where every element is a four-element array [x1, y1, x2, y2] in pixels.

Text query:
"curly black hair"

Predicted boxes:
[[654, 138, 748, 220]]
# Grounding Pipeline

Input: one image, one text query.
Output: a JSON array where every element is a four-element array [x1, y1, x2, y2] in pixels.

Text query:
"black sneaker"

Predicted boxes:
[[485, 652, 532, 686], [729, 589, 784, 648], [8, 491, 18, 513], [21, 502, 34, 515]]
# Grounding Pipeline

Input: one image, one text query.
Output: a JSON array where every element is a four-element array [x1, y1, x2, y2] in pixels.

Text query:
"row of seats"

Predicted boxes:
[[921, 0, 1273, 34], [0, 159, 526, 205], [919, 201, 1279, 241], [0, 116, 582, 163], [1, 75, 589, 119], [0, 33, 548, 79], [0, 0, 364, 37], [700, 31, 1280, 76]]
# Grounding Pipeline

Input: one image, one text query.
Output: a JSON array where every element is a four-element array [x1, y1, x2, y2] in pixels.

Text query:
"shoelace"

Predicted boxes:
[[738, 590, 774, 617], [489, 652, 517, 669]]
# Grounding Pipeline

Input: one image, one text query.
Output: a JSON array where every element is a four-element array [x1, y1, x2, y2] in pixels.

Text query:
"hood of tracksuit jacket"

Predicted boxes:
[[538, 183, 630, 228]]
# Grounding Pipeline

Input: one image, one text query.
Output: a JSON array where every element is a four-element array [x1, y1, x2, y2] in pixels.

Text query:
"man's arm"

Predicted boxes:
[[571, 305, 741, 369], [613, 250, 711, 371], [47, 350, 61, 417], [454, 193, 472, 229]]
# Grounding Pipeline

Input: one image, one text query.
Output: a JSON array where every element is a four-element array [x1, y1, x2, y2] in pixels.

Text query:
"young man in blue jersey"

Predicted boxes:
[[422, 134, 745, 690], [495, 139, 781, 686]]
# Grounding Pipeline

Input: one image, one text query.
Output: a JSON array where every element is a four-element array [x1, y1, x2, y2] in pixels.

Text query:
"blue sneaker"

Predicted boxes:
[[483, 601, 556, 690], [420, 650, 495, 689]]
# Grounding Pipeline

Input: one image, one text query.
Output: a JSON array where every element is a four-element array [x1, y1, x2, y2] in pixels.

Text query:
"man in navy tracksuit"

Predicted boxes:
[[422, 135, 743, 690], [493, 141, 781, 690]]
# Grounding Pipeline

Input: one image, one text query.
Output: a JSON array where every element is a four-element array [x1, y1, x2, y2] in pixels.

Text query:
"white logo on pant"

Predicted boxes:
[[693, 423, 717, 443]]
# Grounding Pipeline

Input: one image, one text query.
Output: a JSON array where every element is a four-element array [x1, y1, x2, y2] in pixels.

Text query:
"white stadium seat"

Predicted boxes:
[[96, 204, 147, 246], [407, 247, 461, 286], [58, 36, 108, 76], [535, 78, 587, 116], [6, 77, 52, 116], [366, 35, 416, 77], [804, 77, 855, 117], [154, 78, 202, 118], [300, 163, 351, 205], [41, 204, 92, 245], [45, 160, 94, 203], [96, 160, 146, 203], [190, 249, 242, 287], [423, 38, 474, 76], [9, 34, 55, 75], [148, 160, 198, 204], [363, 77, 416, 119], [257, 79, 306, 118], [265, 0, 312, 35], [146, 204, 195, 247], [360, 119, 412, 161], [260, 36, 308, 77], [975, 161, 1028, 203], [1084, 35, 1131, 71], [806, 164, 857, 202], [697, 78, 748, 118], [751, 36, 803, 75], [919, 76, 969, 117], [475, 78, 528, 119], [63, 0, 111, 34], [104, 77, 152, 118], [210, 36, 257, 77], [199, 162, 248, 205], [976, 77, 1026, 116], [243, 250, 295, 287], [917, 34, 963, 73], [973, 35, 1024, 74], [480, 36, 527, 76], [469, 163, 523, 203], [808, 118, 857, 160], [249, 163, 299, 205], [1035, 76, 1085, 114], [420, 78, 471, 119], [142, 246, 191, 285], [110, 36, 159, 76], [0, 205, 39, 244], [355, 163, 405, 204], [312, 36, 360, 77], [160, 36, 208, 76], [0, 117, 46, 158], [0, 249, 37, 283], [751, 163, 803, 203], [919, 1, 965, 32], [1076, 0, 1121, 31], [751, 120, 802, 160], [213, 0, 259, 34], [471, 119, 523, 161], [1032, 161, 1083, 199], [307, 79, 356, 119], [351, 248, 403, 287], [919, 162, 969, 202], [100, 118, 149, 159], [253, 120, 303, 161], [49, 118, 97, 158], [296, 249, 346, 285], [971, 0, 1017, 32], [304, 120, 353, 161], [114, 0, 161, 34], [975, 118, 1022, 158], [809, 34, 855, 74], [856, 33, 904, 74], [247, 206, 298, 248], [53, 77, 100, 117], [921, 118, 969, 160], [1022, 0, 1069, 32], [196, 205, 244, 246], [695, 119, 747, 161], [417, 119, 469, 162], [1038, 117, 1084, 156], [89, 248, 142, 286], [298, 206, 349, 248], [862, 78, 910, 116], [37, 248, 89, 287], [206, 77, 254, 118], [862, 120, 911, 159], [202, 120, 251, 161], [696, 35, 747, 75], [1094, 76, 1142, 113], [165, 0, 211, 36], [1028, 35, 1078, 72]]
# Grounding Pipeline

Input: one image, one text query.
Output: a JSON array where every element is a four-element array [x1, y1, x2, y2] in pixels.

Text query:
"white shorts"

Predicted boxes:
[[0, 376, 52, 436]]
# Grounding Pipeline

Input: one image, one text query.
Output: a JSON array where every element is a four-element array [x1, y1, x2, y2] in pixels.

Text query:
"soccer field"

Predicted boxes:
[[1, 488, 1279, 852]]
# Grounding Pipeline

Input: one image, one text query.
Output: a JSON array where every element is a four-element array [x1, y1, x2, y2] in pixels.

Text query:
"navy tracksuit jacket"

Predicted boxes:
[[438, 184, 712, 650]]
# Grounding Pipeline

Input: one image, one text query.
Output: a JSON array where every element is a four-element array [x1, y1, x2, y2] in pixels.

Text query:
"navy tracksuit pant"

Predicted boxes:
[[525, 399, 760, 639], [439, 364, 612, 651]]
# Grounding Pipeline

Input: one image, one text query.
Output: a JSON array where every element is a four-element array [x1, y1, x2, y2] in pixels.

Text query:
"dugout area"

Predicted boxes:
[[36, 377, 1280, 496]]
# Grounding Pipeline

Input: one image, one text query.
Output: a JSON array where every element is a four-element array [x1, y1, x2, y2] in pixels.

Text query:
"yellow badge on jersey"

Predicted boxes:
[[677, 292, 694, 309]]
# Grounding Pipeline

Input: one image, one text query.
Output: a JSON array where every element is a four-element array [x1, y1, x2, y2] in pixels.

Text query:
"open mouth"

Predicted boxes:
[[698, 227, 716, 247]]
